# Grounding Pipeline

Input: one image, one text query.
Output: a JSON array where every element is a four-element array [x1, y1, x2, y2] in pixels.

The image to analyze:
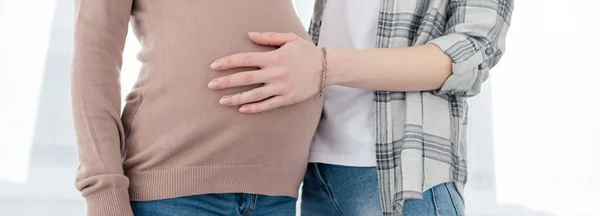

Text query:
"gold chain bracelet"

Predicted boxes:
[[319, 47, 327, 99]]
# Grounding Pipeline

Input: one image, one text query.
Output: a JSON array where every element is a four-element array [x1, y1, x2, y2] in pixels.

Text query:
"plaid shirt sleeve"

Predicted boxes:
[[427, 0, 514, 97]]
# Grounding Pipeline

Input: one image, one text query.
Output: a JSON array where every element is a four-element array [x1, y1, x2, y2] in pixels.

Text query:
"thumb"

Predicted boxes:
[[248, 32, 298, 47]]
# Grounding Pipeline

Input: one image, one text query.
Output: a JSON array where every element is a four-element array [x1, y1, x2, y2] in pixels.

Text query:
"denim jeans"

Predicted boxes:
[[130, 193, 296, 216], [301, 163, 465, 216]]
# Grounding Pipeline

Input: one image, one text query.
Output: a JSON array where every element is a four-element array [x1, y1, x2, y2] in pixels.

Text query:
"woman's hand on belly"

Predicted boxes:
[[207, 32, 322, 114]]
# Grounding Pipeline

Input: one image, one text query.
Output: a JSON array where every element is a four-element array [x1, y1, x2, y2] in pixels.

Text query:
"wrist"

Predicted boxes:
[[322, 48, 348, 86]]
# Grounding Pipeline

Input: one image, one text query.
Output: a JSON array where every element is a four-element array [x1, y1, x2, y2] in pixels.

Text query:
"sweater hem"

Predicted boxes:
[[126, 165, 301, 201]]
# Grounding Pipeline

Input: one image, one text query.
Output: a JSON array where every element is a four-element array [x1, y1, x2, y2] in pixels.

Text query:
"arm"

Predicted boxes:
[[71, 0, 133, 215], [327, 0, 513, 97], [208, 0, 513, 112], [324, 45, 453, 92]]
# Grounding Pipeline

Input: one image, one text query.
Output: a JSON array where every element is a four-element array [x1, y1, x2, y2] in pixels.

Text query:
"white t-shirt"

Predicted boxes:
[[309, 0, 381, 167]]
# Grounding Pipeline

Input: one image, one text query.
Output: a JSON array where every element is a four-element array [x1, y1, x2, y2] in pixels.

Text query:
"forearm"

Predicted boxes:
[[325, 44, 452, 92]]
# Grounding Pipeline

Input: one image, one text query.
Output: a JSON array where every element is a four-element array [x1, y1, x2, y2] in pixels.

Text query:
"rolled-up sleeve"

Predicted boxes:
[[428, 0, 514, 97]]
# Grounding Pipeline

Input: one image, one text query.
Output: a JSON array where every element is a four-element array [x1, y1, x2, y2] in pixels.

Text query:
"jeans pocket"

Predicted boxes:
[[444, 182, 465, 216], [310, 163, 330, 195]]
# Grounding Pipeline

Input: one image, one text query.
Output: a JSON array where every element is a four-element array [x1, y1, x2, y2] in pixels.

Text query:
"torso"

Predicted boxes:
[[310, 0, 381, 167], [121, 0, 323, 199]]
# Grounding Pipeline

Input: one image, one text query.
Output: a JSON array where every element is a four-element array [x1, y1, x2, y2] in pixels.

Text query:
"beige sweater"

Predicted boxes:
[[71, 0, 322, 215]]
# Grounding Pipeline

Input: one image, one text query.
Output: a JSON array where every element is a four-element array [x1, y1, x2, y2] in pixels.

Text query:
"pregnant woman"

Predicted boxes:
[[71, 0, 321, 215]]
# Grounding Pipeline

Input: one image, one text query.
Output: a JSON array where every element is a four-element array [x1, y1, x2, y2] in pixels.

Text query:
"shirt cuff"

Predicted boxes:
[[427, 33, 495, 97]]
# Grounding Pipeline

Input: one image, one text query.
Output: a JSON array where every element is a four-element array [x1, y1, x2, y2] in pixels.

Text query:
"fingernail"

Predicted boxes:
[[208, 81, 220, 89], [248, 32, 260, 37], [210, 61, 222, 69], [219, 97, 232, 105], [239, 106, 251, 113]]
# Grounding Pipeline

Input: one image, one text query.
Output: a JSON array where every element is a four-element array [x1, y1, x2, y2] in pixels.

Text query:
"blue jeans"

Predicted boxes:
[[130, 193, 296, 216], [301, 163, 465, 216]]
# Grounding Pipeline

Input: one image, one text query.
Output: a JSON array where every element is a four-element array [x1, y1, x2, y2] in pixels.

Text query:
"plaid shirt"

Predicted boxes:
[[308, 0, 513, 215]]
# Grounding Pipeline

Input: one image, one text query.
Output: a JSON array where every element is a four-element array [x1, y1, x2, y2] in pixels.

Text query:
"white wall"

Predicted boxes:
[[0, 0, 57, 183], [492, 1, 600, 215]]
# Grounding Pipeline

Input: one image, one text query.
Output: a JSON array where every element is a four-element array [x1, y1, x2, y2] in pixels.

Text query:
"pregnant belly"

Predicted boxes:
[[121, 0, 321, 169]]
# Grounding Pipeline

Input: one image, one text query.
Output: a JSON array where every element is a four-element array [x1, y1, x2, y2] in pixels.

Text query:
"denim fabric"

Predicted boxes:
[[403, 182, 465, 216], [301, 163, 464, 216], [130, 193, 296, 216]]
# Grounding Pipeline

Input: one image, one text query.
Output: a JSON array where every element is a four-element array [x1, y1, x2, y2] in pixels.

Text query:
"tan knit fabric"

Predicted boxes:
[[71, 0, 322, 215]]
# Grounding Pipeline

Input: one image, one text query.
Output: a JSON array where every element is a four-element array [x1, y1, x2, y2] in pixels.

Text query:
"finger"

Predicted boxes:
[[210, 52, 267, 70], [239, 95, 288, 113], [219, 85, 280, 106], [247, 32, 298, 47], [208, 70, 271, 90]]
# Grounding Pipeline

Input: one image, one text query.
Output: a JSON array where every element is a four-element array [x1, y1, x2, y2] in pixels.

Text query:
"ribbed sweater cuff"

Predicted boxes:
[[85, 189, 133, 216]]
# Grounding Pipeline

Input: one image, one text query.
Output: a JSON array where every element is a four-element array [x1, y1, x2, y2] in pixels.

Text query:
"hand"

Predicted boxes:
[[208, 32, 322, 113]]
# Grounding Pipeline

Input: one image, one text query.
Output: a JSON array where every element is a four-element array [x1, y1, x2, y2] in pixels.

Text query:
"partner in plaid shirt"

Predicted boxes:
[[211, 0, 513, 215]]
